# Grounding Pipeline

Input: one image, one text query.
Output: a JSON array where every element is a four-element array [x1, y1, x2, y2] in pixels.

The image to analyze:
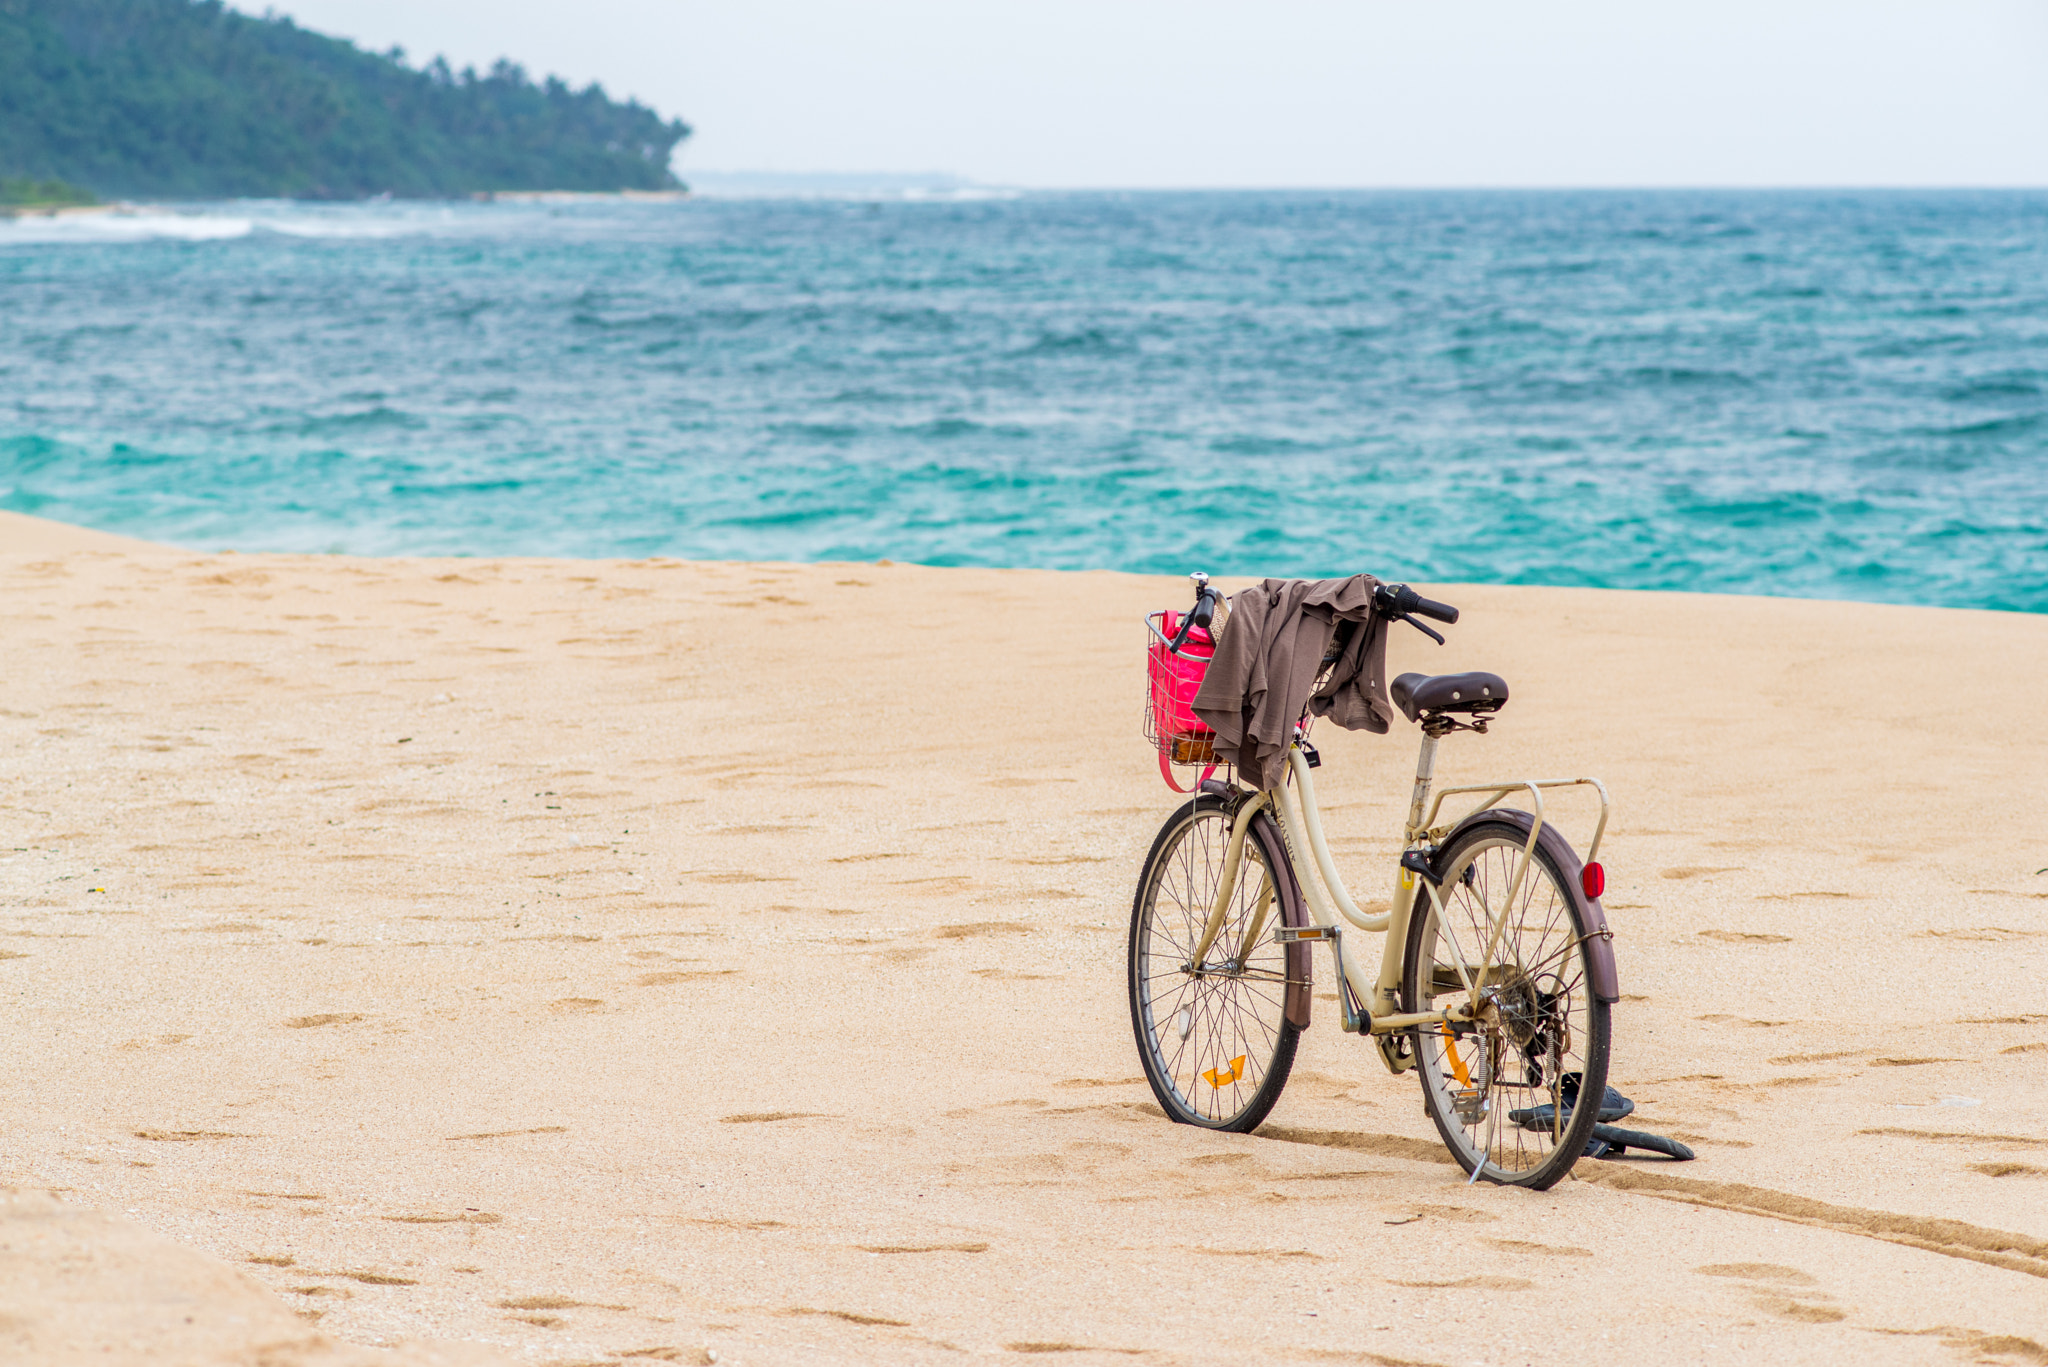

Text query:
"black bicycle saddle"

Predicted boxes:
[[1390, 671, 1509, 723]]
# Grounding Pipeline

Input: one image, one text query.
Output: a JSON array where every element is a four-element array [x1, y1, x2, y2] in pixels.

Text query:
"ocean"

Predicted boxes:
[[2, 190, 2044, 611]]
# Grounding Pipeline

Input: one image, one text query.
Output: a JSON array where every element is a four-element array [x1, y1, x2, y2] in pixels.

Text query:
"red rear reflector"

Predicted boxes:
[[1581, 863, 1605, 900]]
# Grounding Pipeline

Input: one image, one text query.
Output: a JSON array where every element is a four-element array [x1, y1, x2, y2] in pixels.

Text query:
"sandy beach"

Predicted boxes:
[[3, 507, 2045, 1366]]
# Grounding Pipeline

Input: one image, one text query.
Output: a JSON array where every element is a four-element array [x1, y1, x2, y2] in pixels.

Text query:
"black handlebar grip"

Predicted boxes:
[[1377, 582, 1460, 625], [1410, 593, 1459, 625], [1169, 585, 1221, 651]]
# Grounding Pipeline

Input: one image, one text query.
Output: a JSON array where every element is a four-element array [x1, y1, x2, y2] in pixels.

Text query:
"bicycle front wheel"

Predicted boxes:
[[1401, 817, 1611, 1189], [1128, 793, 1301, 1132]]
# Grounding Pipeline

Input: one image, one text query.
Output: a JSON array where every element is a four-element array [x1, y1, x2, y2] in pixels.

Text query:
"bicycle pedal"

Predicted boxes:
[[1274, 925, 1338, 943], [1452, 1088, 1490, 1125]]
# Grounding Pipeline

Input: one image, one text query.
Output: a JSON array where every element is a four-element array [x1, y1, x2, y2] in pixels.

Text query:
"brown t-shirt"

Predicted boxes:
[[1190, 575, 1393, 791]]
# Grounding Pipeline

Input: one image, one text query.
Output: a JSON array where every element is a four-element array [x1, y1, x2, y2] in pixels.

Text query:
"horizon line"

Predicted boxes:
[[682, 173, 2048, 194]]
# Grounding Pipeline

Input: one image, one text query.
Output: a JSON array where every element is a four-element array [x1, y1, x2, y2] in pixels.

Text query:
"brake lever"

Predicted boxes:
[[1397, 611, 1446, 645]]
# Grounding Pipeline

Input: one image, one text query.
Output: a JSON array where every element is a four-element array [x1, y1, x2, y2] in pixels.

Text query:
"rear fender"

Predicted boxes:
[[1438, 808, 1618, 1004]]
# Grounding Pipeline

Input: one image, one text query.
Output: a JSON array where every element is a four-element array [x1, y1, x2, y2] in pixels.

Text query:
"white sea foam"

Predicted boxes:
[[253, 212, 451, 239], [683, 171, 1023, 203], [0, 208, 255, 244], [693, 186, 1024, 203], [0, 201, 469, 246]]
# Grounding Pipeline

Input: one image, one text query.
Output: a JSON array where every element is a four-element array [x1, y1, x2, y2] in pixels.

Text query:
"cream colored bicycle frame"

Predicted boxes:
[[1184, 728, 1609, 1072]]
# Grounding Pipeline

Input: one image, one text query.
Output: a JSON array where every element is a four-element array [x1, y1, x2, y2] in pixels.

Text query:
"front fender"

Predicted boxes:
[[1203, 780, 1314, 1028]]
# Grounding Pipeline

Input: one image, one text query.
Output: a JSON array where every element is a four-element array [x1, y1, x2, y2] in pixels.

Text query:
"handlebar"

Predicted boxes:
[[1168, 571, 1223, 651], [1171, 575, 1457, 652], [1374, 582, 1459, 625], [1373, 582, 1458, 644]]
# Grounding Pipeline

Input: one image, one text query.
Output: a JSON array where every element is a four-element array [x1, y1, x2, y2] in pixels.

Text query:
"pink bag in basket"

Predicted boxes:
[[1145, 608, 1220, 792]]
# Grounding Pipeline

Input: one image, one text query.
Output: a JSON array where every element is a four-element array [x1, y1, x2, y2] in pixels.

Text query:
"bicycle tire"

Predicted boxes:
[[1128, 793, 1303, 1132], [1401, 816, 1611, 1188]]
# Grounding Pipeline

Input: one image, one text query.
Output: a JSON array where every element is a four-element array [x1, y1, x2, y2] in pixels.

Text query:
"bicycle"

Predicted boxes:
[[1129, 573, 1618, 1189]]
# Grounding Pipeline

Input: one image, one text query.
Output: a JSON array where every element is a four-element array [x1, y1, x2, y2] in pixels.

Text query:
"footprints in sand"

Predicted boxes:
[[254, 1258, 417, 1287], [1923, 926, 2044, 942], [1768, 1049, 1863, 1065], [1585, 1163, 2048, 1279], [719, 1112, 828, 1125], [638, 969, 738, 986], [1003, 1341, 1142, 1355], [784, 1307, 911, 1328], [1889, 1330, 2048, 1365], [1397, 1204, 1496, 1225], [1259, 1125, 1452, 1167], [285, 1012, 363, 1028], [1856, 1127, 2048, 1150], [444, 1125, 568, 1141], [1695, 1262, 1842, 1323], [1483, 1238, 1593, 1258], [1751, 1294, 1846, 1324], [1698, 1261, 1814, 1283], [1698, 930, 1793, 945], [493, 1291, 634, 1330], [1185, 1152, 1253, 1169], [857, 1242, 990, 1254], [935, 922, 1032, 939], [495, 1293, 629, 1312]]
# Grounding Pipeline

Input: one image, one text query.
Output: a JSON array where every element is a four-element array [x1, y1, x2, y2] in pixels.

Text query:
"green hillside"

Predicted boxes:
[[0, 0, 690, 199]]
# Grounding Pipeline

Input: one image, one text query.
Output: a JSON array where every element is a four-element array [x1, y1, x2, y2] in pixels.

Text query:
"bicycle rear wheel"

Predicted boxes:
[[1128, 793, 1300, 1132], [1401, 817, 1610, 1188]]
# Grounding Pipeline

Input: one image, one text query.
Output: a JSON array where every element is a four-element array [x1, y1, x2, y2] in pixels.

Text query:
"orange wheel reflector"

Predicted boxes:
[[1202, 1055, 1247, 1089]]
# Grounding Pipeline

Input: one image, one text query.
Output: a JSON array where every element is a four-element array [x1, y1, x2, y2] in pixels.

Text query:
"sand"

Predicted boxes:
[[2, 510, 2044, 1366]]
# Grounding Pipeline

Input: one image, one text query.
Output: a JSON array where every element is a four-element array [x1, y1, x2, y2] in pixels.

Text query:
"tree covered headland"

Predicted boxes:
[[0, 0, 691, 199], [1, 175, 96, 207]]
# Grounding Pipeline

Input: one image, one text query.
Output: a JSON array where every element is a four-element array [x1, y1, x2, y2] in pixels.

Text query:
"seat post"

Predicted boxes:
[[1405, 732, 1441, 843]]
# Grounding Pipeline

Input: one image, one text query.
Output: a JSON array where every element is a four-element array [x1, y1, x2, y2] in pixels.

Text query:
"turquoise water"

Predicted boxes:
[[3, 191, 2045, 610]]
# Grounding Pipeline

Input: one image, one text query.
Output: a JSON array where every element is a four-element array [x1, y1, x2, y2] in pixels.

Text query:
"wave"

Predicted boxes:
[[0, 209, 254, 244], [0, 201, 471, 247]]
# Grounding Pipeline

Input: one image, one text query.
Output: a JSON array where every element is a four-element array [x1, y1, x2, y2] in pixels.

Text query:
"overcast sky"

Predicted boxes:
[[245, 1, 2048, 187]]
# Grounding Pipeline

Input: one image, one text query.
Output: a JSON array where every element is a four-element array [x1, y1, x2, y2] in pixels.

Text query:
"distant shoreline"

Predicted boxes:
[[0, 190, 692, 221], [474, 189, 688, 204]]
